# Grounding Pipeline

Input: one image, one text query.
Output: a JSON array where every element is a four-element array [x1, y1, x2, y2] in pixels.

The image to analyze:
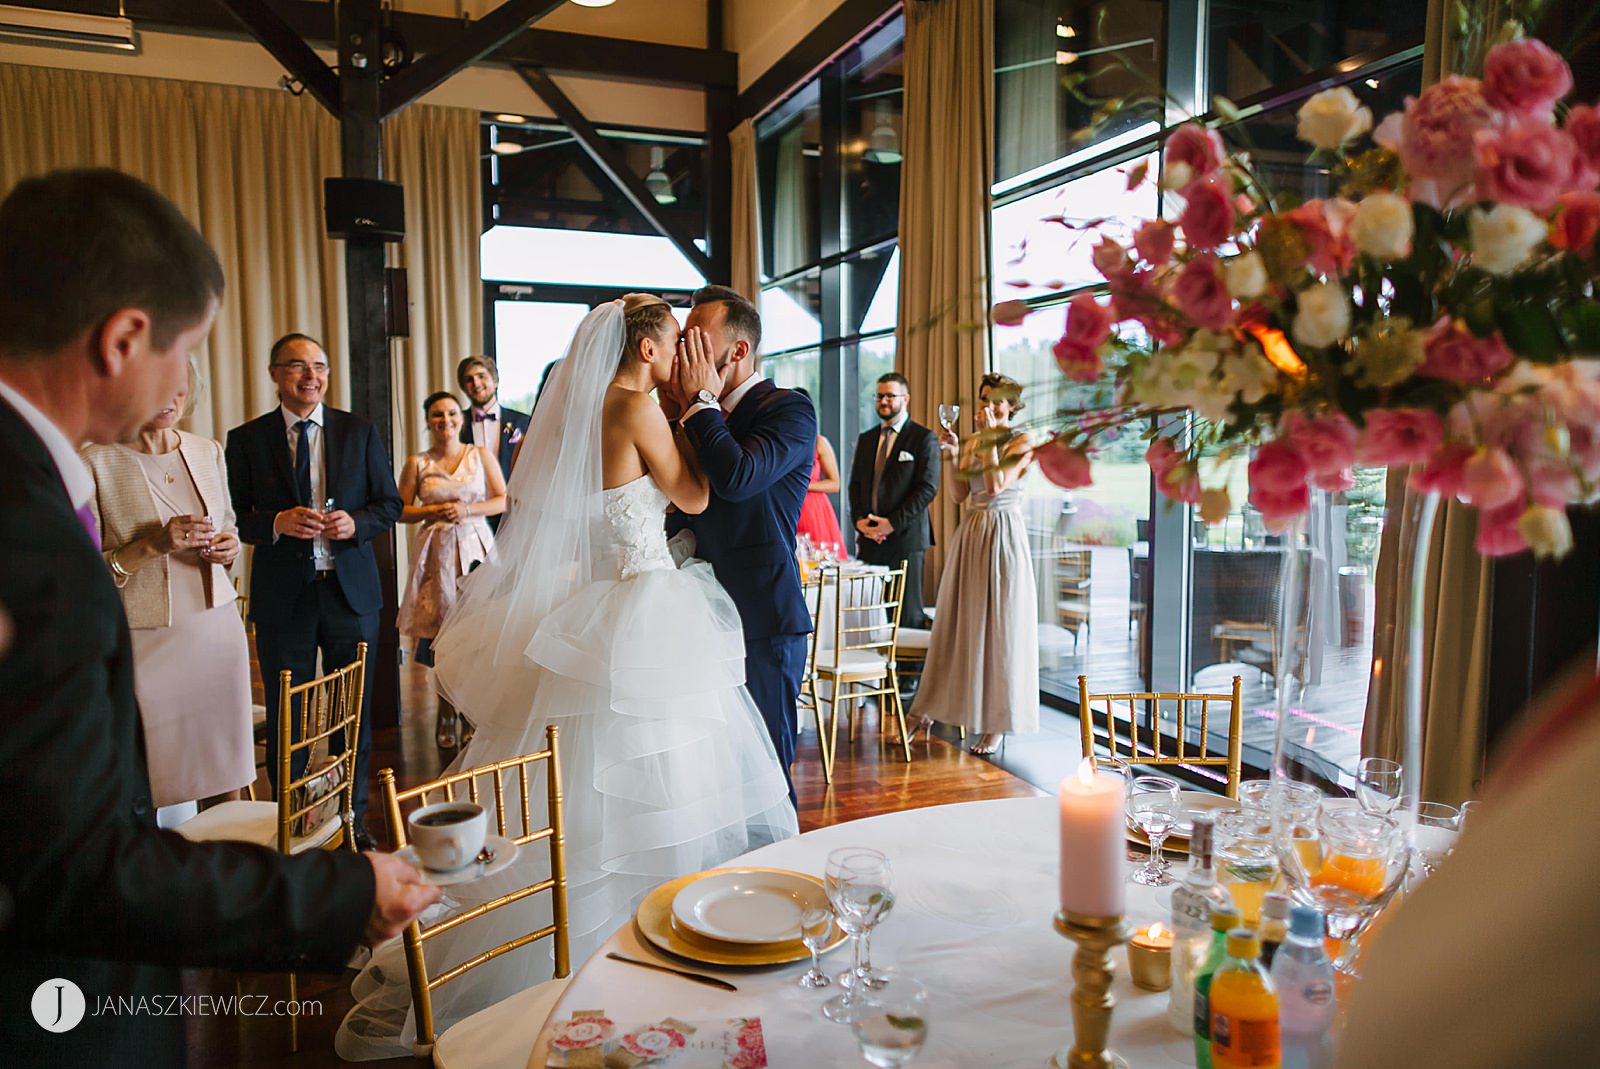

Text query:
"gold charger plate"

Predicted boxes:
[[635, 867, 848, 967]]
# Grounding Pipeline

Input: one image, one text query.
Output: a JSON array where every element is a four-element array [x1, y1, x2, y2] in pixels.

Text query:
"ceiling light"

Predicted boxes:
[[1365, 78, 1380, 89], [645, 146, 677, 205], [1056, 24, 1077, 38], [569, 0, 616, 6], [862, 106, 902, 165], [491, 141, 524, 155], [494, 113, 527, 123], [0, 4, 139, 52]]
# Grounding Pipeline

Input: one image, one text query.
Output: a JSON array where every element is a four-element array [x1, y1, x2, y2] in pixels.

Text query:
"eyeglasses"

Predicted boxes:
[[272, 361, 329, 376], [875, 393, 906, 401]]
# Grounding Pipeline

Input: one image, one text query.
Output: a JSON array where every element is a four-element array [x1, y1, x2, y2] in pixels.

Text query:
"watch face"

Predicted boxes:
[[697, 390, 719, 406]]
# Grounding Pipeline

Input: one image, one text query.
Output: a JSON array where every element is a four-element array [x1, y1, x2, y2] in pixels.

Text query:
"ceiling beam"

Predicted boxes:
[[379, 0, 564, 119], [213, 0, 338, 113], [517, 66, 714, 282]]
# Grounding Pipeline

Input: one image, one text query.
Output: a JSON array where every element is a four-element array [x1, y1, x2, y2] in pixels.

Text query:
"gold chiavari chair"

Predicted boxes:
[[1056, 548, 1092, 650], [383, 724, 570, 1067], [808, 563, 910, 783], [1078, 674, 1245, 799], [175, 642, 368, 1049]]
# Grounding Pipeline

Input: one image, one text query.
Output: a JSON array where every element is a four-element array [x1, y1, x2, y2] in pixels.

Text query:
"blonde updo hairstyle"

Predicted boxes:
[[619, 292, 676, 369]]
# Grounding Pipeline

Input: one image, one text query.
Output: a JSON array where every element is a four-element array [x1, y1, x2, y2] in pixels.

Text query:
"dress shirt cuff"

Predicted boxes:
[[681, 402, 720, 423]]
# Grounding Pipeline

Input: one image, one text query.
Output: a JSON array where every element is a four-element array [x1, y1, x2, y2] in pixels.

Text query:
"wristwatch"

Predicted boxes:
[[693, 389, 718, 408]]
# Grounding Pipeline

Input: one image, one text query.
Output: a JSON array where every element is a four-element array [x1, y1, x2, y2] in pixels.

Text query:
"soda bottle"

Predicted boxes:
[[1258, 892, 1291, 968], [1210, 927, 1280, 1069], [1192, 900, 1241, 1069]]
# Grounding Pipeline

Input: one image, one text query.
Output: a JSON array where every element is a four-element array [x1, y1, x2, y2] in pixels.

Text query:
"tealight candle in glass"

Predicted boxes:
[[1127, 922, 1173, 991]]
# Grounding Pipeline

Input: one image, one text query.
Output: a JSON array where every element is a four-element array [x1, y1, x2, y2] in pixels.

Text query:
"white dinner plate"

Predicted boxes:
[[1126, 790, 1237, 842], [669, 868, 830, 945], [397, 834, 518, 886]]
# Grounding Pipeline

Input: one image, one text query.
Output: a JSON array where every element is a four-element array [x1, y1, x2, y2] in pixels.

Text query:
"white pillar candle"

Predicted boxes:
[[1059, 758, 1126, 917]]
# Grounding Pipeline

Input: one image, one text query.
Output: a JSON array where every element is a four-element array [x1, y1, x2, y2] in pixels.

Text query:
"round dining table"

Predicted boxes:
[[525, 796, 1193, 1068]]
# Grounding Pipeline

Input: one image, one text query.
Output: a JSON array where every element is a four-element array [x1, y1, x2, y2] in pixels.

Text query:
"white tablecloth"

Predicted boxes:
[[526, 797, 1192, 1069]]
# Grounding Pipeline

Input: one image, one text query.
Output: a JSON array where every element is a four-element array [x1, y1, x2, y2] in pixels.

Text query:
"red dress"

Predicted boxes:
[[797, 454, 846, 555]]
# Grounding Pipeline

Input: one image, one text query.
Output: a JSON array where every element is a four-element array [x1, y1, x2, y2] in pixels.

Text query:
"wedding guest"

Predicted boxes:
[[226, 333, 403, 848], [0, 167, 436, 1068], [847, 372, 940, 627], [791, 389, 847, 556], [396, 390, 506, 749], [910, 373, 1039, 755], [457, 355, 528, 528], [82, 364, 253, 826]]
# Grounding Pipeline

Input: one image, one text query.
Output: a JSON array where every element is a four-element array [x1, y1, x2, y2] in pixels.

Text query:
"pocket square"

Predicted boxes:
[[897, 450, 914, 462]]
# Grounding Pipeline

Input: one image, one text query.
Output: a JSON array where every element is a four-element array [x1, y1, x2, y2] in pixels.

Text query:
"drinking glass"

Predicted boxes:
[[1355, 758, 1404, 816], [1412, 801, 1460, 880], [1216, 810, 1281, 925], [852, 974, 928, 1067], [937, 404, 960, 431], [1127, 776, 1181, 885], [797, 903, 835, 989], [1239, 779, 1322, 823], [1458, 799, 1484, 830], [822, 848, 894, 1024], [1303, 810, 1408, 975]]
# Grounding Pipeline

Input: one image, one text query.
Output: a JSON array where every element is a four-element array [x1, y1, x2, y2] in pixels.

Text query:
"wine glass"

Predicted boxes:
[[851, 973, 929, 1067], [1458, 799, 1484, 831], [822, 848, 894, 1024], [1412, 801, 1460, 880], [1355, 758, 1404, 816], [797, 903, 835, 989], [937, 404, 960, 431], [1127, 776, 1181, 886], [1303, 810, 1408, 975]]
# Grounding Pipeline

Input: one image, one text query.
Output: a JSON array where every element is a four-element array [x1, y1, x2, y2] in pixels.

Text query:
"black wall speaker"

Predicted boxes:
[[323, 178, 405, 242]]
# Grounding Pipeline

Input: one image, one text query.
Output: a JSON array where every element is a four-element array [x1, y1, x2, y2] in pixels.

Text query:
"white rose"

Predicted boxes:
[[1160, 160, 1194, 192], [1470, 204, 1546, 275], [1291, 281, 1351, 349], [1518, 504, 1573, 558], [1222, 252, 1268, 299], [1296, 86, 1374, 151], [1349, 192, 1414, 261]]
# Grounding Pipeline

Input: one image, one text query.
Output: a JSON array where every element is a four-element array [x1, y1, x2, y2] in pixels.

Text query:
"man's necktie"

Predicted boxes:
[[872, 426, 893, 513], [294, 419, 313, 506]]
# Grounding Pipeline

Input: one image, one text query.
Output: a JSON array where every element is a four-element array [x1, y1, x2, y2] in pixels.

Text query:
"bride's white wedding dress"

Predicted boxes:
[[336, 303, 797, 1060]]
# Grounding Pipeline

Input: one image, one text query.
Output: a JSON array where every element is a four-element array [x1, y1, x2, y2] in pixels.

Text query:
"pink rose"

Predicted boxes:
[[1166, 124, 1227, 177], [1418, 320, 1514, 383], [1459, 446, 1525, 509], [1562, 104, 1600, 190], [1093, 236, 1131, 279], [1483, 38, 1573, 120], [1178, 177, 1236, 249], [1249, 483, 1312, 528], [1171, 255, 1234, 330], [1409, 441, 1475, 497], [1550, 191, 1600, 256], [1357, 408, 1445, 466], [1474, 121, 1578, 212], [1036, 439, 1094, 489], [1052, 294, 1115, 381], [1283, 411, 1359, 483], [991, 299, 1031, 326], [1052, 337, 1102, 382], [1281, 200, 1357, 277], [1248, 438, 1310, 499], [1400, 76, 1498, 200], [1147, 438, 1201, 503], [1474, 501, 1529, 555], [1133, 219, 1176, 266], [1111, 269, 1186, 346]]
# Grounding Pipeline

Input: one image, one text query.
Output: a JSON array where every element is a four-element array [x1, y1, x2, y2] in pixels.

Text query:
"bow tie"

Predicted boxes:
[[472, 409, 497, 422]]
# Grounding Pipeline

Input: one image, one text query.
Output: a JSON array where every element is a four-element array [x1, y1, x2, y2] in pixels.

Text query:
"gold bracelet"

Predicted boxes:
[[108, 549, 133, 587]]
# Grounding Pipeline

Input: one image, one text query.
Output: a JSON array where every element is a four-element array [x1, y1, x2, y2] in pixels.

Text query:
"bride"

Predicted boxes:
[[337, 295, 798, 1058]]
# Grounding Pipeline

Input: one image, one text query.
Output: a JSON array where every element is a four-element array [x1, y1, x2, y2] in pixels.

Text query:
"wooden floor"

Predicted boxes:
[[185, 664, 1041, 1069]]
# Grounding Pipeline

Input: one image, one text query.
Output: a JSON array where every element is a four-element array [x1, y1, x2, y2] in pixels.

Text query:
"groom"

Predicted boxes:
[[668, 285, 817, 805]]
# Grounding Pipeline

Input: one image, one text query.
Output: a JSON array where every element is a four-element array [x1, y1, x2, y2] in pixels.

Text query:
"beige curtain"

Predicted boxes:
[[729, 118, 761, 302], [896, 0, 995, 598], [1360, 26, 1493, 804], [0, 63, 481, 462]]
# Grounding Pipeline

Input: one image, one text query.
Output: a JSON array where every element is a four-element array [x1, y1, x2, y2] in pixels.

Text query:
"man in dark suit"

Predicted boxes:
[[848, 372, 941, 628], [667, 285, 817, 805], [226, 334, 403, 846], [0, 168, 436, 1068], [457, 355, 530, 530]]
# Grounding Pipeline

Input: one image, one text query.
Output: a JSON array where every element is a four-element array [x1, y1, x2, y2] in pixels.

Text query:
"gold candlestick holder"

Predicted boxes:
[[1050, 910, 1132, 1069]]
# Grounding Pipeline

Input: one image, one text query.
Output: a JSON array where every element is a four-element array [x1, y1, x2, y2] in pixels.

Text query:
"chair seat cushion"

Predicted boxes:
[[433, 976, 570, 1069], [173, 799, 341, 854], [818, 649, 889, 681], [894, 627, 931, 652]]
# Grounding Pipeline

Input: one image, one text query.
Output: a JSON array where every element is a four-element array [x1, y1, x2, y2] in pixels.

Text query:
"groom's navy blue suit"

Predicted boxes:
[[670, 379, 816, 803]]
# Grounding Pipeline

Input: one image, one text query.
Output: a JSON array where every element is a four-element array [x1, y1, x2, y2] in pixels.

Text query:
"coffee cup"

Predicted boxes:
[[406, 801, 487, 872]]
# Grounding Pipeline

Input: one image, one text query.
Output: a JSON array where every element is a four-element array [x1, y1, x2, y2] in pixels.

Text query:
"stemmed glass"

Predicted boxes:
[[822, 848, 895, 1024], [1127, 776, 1181, 886], [1412, 801, 1460, 880], [851, 973, 929, 1067], [797, 903, 835, 989], [1301, 809, 1409, 976], [937, 404, 960, 431], [1355, 758, 1404, 816]]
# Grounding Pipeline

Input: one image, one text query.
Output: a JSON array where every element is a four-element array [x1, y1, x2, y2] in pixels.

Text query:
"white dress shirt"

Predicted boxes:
[[281, 403, 333, 570], [684, 372, 766, 421], [0, 378, 93, 510], [469, 401, 501, 453]]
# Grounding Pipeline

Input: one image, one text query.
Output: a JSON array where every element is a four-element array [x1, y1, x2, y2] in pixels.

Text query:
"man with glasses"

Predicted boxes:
[[848, 372, 940, 629], [225, 334, 402, 848]]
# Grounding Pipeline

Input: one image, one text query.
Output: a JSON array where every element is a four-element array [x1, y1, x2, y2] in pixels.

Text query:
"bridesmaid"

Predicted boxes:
[[798, 432, 847, 556], [910, 373, 1039, 756], [396, 391, 507, 748]]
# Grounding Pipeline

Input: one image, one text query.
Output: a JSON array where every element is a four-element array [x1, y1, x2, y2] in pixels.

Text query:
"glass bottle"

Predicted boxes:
[[1210, 927, 1281, 1069], [1193, 901, 1241, 1069], [1258, 892, 1292, 968], [1271, 905, 1337, 1069], [1169, 815, 1234, 1032]]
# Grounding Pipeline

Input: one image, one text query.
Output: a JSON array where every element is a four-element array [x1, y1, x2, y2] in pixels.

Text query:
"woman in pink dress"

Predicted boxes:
[[397, 391, 508, 747], [797, 433, 846, 556]]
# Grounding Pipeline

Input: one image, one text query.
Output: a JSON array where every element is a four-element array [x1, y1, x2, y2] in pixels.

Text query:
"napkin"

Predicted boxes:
[[546, 1013, 766, 1069]]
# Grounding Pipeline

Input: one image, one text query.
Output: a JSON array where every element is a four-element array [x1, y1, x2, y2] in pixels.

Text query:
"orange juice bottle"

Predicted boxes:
[[1210, 928, 1280, 1069]]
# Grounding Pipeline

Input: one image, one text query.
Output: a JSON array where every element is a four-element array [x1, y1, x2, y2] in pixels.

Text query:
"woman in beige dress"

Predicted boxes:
[[910, 373, 1039, 755], [83, 370, 253, 826], [396, 391, 507, 748]]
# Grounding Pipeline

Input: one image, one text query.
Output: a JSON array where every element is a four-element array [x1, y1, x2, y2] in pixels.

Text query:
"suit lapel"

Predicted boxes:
[[267, 408, 296, 492], [322, 407, 345, 503]]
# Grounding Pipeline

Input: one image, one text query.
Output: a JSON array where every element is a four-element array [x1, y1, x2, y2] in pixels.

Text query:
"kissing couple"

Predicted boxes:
[[337, 286, 816, 1058]]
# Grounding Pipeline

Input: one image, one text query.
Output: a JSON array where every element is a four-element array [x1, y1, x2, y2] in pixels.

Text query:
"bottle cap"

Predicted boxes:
[[1210, 902, 1241, 932], [1289, 904, 1325, 940], [1262, 892, 1292, 921], [1225, 928, 1261, 958], [1190, 815, 1214, 857]]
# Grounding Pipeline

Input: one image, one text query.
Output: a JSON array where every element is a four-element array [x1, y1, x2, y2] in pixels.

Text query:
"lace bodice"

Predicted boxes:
[[599, 474, 674, 579]]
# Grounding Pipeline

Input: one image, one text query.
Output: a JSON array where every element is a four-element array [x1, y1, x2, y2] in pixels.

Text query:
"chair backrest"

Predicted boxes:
[[274, 643, 367, 854], [1077, 674, 1245, 798], [813, 563, 905, 672], [381, 725, 570, 1049], [1056, 548, 1091, 589]]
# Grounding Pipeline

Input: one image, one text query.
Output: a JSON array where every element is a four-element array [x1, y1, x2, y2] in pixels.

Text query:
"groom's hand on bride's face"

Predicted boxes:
[[678, 326, 724, 400]]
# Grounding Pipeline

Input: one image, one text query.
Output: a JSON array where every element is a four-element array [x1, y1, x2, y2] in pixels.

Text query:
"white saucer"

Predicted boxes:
[[670, 868, 829, 944], [397, 834, 519, 886]]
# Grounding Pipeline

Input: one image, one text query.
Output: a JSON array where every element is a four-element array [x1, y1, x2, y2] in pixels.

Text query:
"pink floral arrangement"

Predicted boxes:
[[1019, 33, 1600, 557]]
